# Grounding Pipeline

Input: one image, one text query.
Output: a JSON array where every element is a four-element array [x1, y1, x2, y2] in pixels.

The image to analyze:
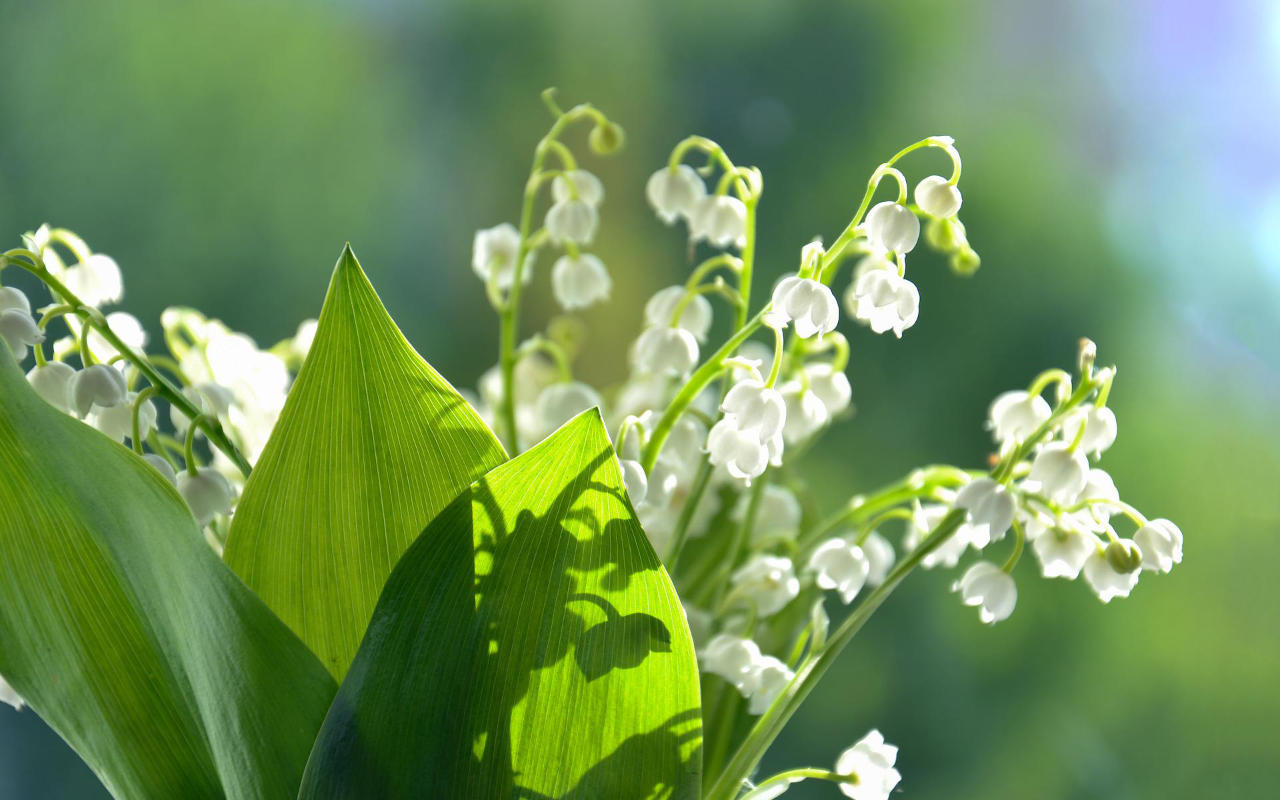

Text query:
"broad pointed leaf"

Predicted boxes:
[[0, 342, 337, 800], [299, 410, 703, 799], [224, 246, 507, 678]]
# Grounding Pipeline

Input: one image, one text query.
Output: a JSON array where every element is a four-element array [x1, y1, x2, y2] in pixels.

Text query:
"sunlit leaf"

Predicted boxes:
[[299, 410, 702, 799], [224, 246, 507, 679], [0, 342, 337, 800]]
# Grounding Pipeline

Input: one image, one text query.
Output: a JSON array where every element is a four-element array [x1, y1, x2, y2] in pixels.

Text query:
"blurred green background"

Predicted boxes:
[[2, 0, 1277, 797]]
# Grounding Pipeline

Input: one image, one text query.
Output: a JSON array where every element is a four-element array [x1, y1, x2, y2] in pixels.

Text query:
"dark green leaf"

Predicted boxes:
[[0, 342, 337, 800]]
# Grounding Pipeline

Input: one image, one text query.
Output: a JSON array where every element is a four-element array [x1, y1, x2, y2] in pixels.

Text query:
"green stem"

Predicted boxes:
[[705, 509, 967, 800], [131, 386, 158, 454]]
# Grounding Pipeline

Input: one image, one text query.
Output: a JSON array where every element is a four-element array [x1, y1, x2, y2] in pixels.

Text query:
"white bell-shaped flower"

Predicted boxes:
[[1029, 442, 1089, 502], [914, 175, 963, 218], [70, 364, 127, 417], [864, 201, 920, 253], [845, 269, 919, 338], [644, 286, 713, 341], [92, 392, 157, 443], [747, 656, 794, 715], [1083, 540, 1141, 602], [0, 308, 44, 361], [722, 379, 787, 442], [142, 453, 178, 485], [0, 674, 24, 711], [781, 384, 829, 444], [545, 198, 599, 245], [1133, 518, 1183, 573], [862, 531, 895, 586], [731, 555, 800, 617], [952, 560, 1017, 624], [535, 381, 603, 439], [551, 253, 611, 310], [631, 326, 699, 376], [954, 478, 1016, 542], [62, 254, 124, 306], [988, 390, 1051, 445], [1063, 405, 1118, 456], [700, 634, 764, 694], [551, 169, 604, 207], [171, 382, 235, 435], [770, 277, 839, 338], [1065, 468, 1119, 532], [655, 415, 708, 483], [804, 363, 852, 418], [1030, 519, 1098, 579], [619, 459, 648, 505], [472, 223, 534, 290], [808, 538, 871, 604], [692, 194, 748, 249], [0, 286, 31, 314], [908, 501, 981, 569], [836, 729, 901, 800], [733, 484, 801, 544], [646, 164, 707, 224], [177, 467, 234, 527], [26, 362, 77, 413], [706, 419, 770, 482]]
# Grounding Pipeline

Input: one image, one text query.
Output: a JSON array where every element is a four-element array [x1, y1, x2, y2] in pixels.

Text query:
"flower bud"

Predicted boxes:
[[864, 201, 920, 253], [1106, 539, 1142, 573], [551, 169, 605, 207], [551, 253, 611, 310], [70, 364, 127, 417], [26, 362, 77, 413], [914, 175, 963, 218], [0, 308, 45, 361], [545, 198, 599, 245], [177, 467, 234, 527], [949, 248, 981, 276], [588, 120, 626, 155]]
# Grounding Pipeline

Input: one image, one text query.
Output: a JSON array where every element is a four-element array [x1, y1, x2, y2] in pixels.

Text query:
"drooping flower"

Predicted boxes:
[[92, 392, 157, 443], [26, 362, 77, 413], [988, 390, 1051, 445], [619, 459, 648, 505], [914, 175, 963, 218], [954, 478, 1016, 542], [472, 223, 534, 290], [721, 379, 787, 442], [70, 364, 127, 417], [700, 634, 763, 694], [845, 268, 919, 338], [85, 311, 148, 362], [1030, 518, 1098, 580], [862, 531, 895, 586], [631, 326, 699, 376], [0, 286, 31, 314], [1028, 442, 1089, 502], [1063, 405, 1118, 456], [535, 381, 603, 440], [808, 538, 871, 604], [1133, 518, 1183, 573], [61, 254, 124, 306], [770, 276, 839, 338], [142, 454, 177, 486], [952, 560, 1018, 624], [551, 253, 611, 310], [733, 484, 802, 545], [780, 383, 829, 444], [0, 308, 44, 361], [803, 363, 853, 419], [864, 201, 920, 253], [747, 656, 795, 715], [692, 194, 748, 249], [177, 467, 235, 527], [836, 729, 902, 800], [545, 198, 599, 245], [1082, 540, 1141, 602], [644, 286, 713, 341], [551, 169, 605, 207], [731, 555, 800, 616], [645, 164, 706, 224], [170, 382, 235, 435], [706, 420, 773, 483]]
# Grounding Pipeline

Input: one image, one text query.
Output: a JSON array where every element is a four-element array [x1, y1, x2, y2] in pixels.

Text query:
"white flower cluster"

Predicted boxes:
[[3, 227, 315, 546], [646, 163, 748, 249]]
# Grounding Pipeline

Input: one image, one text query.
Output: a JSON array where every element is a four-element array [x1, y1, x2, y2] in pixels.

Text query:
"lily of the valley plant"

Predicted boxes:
[[0, 91, 1182, 799]]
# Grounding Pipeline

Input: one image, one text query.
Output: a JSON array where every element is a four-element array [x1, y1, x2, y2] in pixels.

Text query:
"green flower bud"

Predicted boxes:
[[1105, 539, 1142, 574], [949, 247, 981, 276], [589, 120, 626, 155]]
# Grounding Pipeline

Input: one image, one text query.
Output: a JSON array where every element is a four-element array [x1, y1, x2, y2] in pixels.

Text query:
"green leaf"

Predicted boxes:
[[0, 343, 337, 800], [299, 410, 703, 799], [224, 245, 507, 679]]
